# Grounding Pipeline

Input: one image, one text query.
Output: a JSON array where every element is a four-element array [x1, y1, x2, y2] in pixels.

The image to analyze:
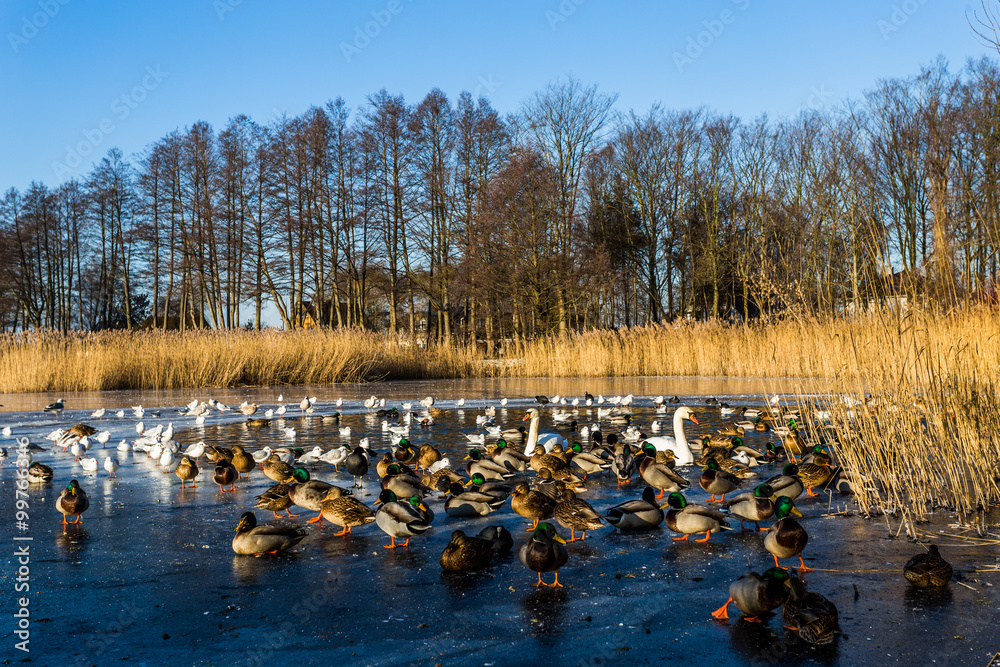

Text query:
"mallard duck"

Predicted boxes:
[[56, 479, 88, 524], [287, 468, 338, 523], [380, 464, 431, 499], [566, 442, 611, 478], [700, 458, 739, 502], [422, 467, 465, 493], [175, 455, 199, 488], [797, 461, 835, 496], [511, 481, 557, 530], [67, 423, 97, 438], [245, 417, 271, 428], [27, 462, 53, 484], [466, 448, 515, 480], [605, 486, 664, 530], [393, 440, 418, 466], [782, 576, 841, 645], [801, 444, 832, 467], [723, 483, 775, 531], [529, 447, 569, 473], [440, 530, 497, 571], [262, 454, 295, 483], [320, 490, 376, 536], [711, 567, 791, 622], [213, 459, 237, 492], [519, 522, 569, 588], [765, 496, 810, 571], [489, 439, 529, 472], [638, 445, 689, 498], [465, 472, 512, 501], [611, 446, 636, 486], [783, 428, 807, 457], [374, 489, 431, 548], [765, 463, 804, 500], [417, 444, 442, 472], [230, 445, 255, 479], [763, 442, 787, 463], [445, 482, 504, 517], [532, 468, 568, 501], [205, 445, 234, 463], [254, 483, 298, 518], [904, 544, 953, 588], [232, 511, 308, 555], [662, 492, 730, 542], [554, 489, 604, 542]]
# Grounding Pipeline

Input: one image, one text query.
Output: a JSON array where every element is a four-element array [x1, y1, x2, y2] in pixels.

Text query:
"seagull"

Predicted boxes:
[[117, 440, 132, 452], [95, 431, 111, 447], [278, 394, 284, 402], [420, 396, 434, 409], [300, 397, 311, 413], [320, 446, 349, 470], [80, 457, 99, 473], [283, 427, 297, 439], [135, 422, 145, 435], [91, 408, 106, 418], [116, 410, 125, 418], [184, 442, 206, 459], [456, 398, 466, 408], [132, 405, 144, 418], [339, 426, 351, 437], [103, 456, 120, 477], [252, 447, 272, 465], [161, 423, 174, 443], [44, 399, 65, 413], [1, 426, 11, 437], [499, 397, 508, 407]]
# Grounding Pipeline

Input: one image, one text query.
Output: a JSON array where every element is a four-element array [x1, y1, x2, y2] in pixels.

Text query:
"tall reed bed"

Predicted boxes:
[[0, 329, 488, 392]]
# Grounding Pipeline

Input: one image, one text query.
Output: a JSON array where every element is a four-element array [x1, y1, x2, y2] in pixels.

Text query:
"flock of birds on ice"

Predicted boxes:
[[2, 390, 958, 647]]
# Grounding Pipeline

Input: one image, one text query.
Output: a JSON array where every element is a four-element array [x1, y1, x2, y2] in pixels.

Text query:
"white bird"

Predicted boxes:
[[274, 448, 295, 465], [208, 399, 218, 407], [132, 405, 144, 418], [552, 411, 574, 423], [161, 423, 174, 443], [195, 415, 206, 425], [499, 397, 508, 407], [297, 447, 324, 465], [216, 402, 230, 413], [358, 437, 371, 450], [720, 405, 737, 415], [597, 395, 605, 404], [46, 428, 66, 442], [622, 426, 643, 442], [264, 409, 274, 418], [95, 431, 111, 447], [402, 402, 413, 410], [239, 402, 258, 416], [571, 398, 580, 407], [336, 398, 343, 408], [420, 396, 435, 409], [456, 398, 466, 408], [103, 456, 120, 477], [464, 433, 486, 445], [184, 442, 206, 459], [80, 457, 98, 473], [485, 425, 502, 437], [387, 425, 409, 436], [278, 394, 284, 402], [252, 447, 272, 465], [300, 397, 311, 412], [149, 443, 163, 462], [91, 408, 106, 418], [70, 441, 84, 459], [115, 410, 125, 418], [135, 422, 145, 435], [78, 436, 91, 451], [117, 440, 132, 452], [339, 426, 351, 437], [44, 398, 66, 412], [522, 408, 569, 456], [650, 419, 666, 432], [636, 406, 699, 466], [427, 458, 450, 474], [276, 405, 287, 416], [159, 449, 175, 470], [283, 427, 297, 439], [320, 446, 349, 469], [1, 426, 11, 437]]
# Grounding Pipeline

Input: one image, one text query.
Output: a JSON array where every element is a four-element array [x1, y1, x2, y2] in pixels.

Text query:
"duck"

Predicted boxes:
[[519, 522, 569, 588], [27, 462, 53, 484], [662, 492, 730, 542], [232, 511, 308, 555], [417, 444, 442, 472], [765, 463, 804, 500], [489, 439, 529, 472], [723, 483, 775, 531], [554, 489, 604, 542], [224, 445, 253, 480], [175, 455, 199, 488], [566, 442, 611, 478], [380, 464, 431, 499], [319, 489, 376, 536], [903, 544, 953, 588], [213, 459, 238, 492], [797, 459, 835, 496], [374, 489, 432, 549], [444, 482, 504, 517], [529, 447, 569, 474], [611, 445, 637, 486], [604, 487, 664, 530], [287, 468, 337, 523], [464, 472, 512, 502], [711, 567, 791, 622], [699, 458, 740, 503], [765, 496, 811, 571], [638, 444, 689, 498], [466, 448, 515, 480], [254, 484, 297, 518], [635, 406, 698, 465], [422, 467, 465, 494], [511, 481, 558, 530], [440, 530, 500, 571], [56, 479, 89, 524], [782, 576, 841, 645], [522, 408, 568, 455], [262, 454, 295, 484]]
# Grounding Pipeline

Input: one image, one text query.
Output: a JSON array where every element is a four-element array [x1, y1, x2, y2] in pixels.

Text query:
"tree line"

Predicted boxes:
[[3, 58, 1000, 347]]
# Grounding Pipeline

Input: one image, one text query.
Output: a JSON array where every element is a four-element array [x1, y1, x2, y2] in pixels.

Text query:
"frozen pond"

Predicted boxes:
[[2, 377, 999, 666]]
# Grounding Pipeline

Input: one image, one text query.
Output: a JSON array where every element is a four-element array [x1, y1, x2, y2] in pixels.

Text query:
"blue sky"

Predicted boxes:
[[0, 0, 991, 192]]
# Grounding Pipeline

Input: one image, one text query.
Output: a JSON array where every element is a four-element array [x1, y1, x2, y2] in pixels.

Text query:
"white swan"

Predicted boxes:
[[522, 408, 568, 456], [637, 406, 698, 466]]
